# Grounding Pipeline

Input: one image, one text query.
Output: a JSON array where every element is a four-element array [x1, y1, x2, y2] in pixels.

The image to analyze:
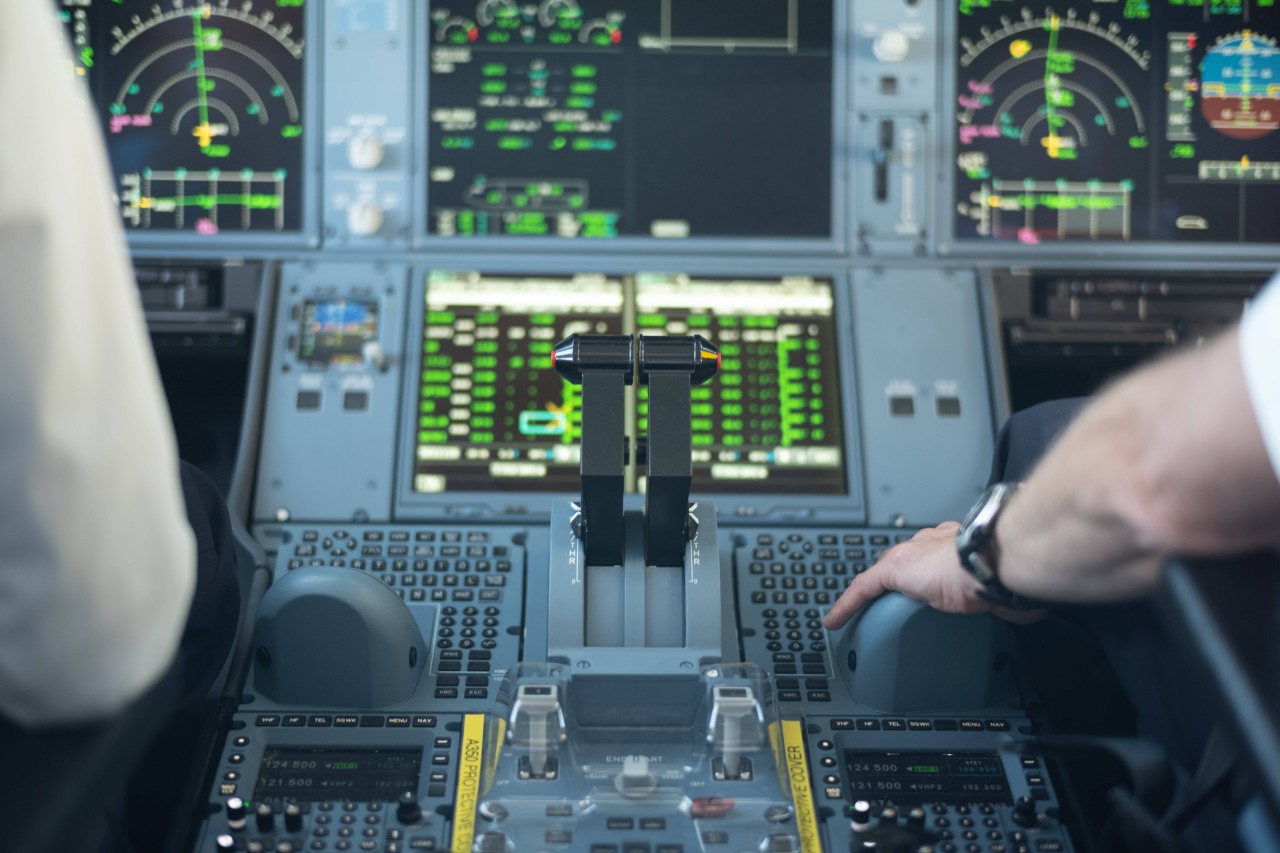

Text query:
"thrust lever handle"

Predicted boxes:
[[553, 334, 632, 567]]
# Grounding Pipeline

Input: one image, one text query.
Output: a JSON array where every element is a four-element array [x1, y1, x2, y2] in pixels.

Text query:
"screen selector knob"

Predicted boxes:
[[873, 29, 910, 63], [347, 200, 384, 236], [362, 340, 387, 371], [397, 791, 423, 824], [1013, 794, 1039, 827], [347, 134, 385, 170], [226, 797, 247, 830]]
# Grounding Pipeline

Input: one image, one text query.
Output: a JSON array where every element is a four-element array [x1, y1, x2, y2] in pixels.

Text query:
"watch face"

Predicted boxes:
[[958, 483, 1011, 583], [960, 490, 990, 531]]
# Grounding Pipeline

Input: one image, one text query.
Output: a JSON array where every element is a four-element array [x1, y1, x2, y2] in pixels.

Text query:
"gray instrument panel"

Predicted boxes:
[[252, 259, 993, 527], [61, 1, 1280, 851], [71, 0, 1280, 258]]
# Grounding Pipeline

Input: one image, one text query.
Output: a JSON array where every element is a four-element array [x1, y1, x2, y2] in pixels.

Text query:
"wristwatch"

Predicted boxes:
[[956, 482, 1044, 611]]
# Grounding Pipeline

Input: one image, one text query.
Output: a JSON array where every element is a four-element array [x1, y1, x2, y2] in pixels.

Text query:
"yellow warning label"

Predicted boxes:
[[488, 717, 507, 784], [780, 718, 823, 853], [452, 714, 487, 853]]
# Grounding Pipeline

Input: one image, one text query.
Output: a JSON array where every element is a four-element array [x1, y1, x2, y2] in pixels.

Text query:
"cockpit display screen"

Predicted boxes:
[[253, 747, 422, 804], [634, 274, 847, 496], [299, 299, 379, 366], [63, 0, 308, 235], [954, 2, 1280, 243], [411, 272, 625, 494], [410, 272, 847, 496], [425, 1, 835, 239], [845, 751, 1012, 806]]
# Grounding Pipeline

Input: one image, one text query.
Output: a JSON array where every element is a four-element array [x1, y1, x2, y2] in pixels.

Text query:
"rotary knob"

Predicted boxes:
[[850, 799, 873, 832], [226, 797, 247, 831], [1013, 794, 1040, 828], [255, 802, 274, 833], [362, 340, 387, 371], [873, 29, 910, 63], [284, 803, 304, 833], [347, 133, 385, 170], [347, 200, 384, 236], [397, 790, 424, 824]]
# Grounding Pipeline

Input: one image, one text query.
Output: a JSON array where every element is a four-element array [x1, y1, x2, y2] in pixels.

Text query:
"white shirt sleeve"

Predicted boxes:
[[0, 5, 195, 727], [1240, 275, 1280, 484]]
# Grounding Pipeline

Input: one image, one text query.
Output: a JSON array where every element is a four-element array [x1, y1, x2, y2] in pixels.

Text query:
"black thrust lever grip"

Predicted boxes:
[[638, 334, 720, 567], [553, 333, 633, 567], [551, 333, 720, 569], [553, 334, 635, 385], [637, 334, 720, 386]]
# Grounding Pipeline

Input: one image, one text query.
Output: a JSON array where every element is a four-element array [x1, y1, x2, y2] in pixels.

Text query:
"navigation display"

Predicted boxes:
[[954, 2, 1280, 243], [409, 273, 847, 496], [425, 1, 834, 239], [64, 0, 307, 235]]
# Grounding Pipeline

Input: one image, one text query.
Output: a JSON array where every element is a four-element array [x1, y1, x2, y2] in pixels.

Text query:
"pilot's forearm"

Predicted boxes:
[[998, 326, 1280, 602], [0, 3, 195, 727]]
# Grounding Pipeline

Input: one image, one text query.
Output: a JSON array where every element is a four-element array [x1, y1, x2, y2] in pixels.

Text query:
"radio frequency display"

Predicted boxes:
[[844, 751, 1012, 806], [253, 748, 422, 805]]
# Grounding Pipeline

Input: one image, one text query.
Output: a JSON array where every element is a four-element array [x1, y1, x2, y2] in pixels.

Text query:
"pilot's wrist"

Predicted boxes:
[[956, 483, 1045, 611]]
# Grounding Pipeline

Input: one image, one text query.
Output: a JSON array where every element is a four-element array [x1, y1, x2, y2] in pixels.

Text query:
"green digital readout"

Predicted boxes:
[[845, 751, 1012, 806], [426, 2, 834, 239], [410, 273, 847, 497]]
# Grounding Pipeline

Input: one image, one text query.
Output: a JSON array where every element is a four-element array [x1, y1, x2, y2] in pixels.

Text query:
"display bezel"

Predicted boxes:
[[85, 0, 324, 251], [393, 260, 868, 524], [936, 4, 1280, 263], [411, 1, 850, 256]]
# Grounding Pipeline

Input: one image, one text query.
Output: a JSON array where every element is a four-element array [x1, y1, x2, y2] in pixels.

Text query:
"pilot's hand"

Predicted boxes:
[[821, 522, 1047, 631]]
